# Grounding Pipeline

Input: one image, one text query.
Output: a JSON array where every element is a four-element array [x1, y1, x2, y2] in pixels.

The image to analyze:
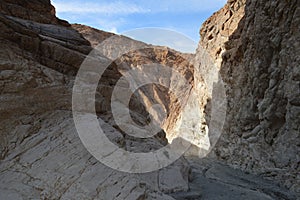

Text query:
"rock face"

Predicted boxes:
[[1, 0, 299, 198], [0, 0, 68, 25], [0, 9, 91, 158], [191, 0, 246, 158], [197, 0, 300, 193], [71, 24, 195, 147], [0, 0, 192, 199]]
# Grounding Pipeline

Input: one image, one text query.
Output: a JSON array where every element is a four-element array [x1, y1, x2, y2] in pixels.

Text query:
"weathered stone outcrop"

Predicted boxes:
[[1, 0, 299, 198], [189, 0, 246, 158], [196, 0, 300, 193], [0, 0, 68, 25], [0, 1, 192, 199], [72, 24, 195, 144]]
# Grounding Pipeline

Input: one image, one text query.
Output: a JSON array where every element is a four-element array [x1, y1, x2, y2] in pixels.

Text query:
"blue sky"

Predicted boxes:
[[51, 0, 226, 53]]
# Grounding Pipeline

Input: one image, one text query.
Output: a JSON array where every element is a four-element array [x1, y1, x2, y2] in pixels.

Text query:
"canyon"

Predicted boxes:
[[0, 0, 299, 199]]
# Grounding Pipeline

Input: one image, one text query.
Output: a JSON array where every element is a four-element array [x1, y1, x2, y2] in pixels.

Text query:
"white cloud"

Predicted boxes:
[[50, 0, 228, 42], [122, 28, 198, 53], [52, 1, 150, 15], [132, 0, 227, 13], [95, 18, 125, 34], [52, 0, 227, 15], [108, 27, 118, 34]]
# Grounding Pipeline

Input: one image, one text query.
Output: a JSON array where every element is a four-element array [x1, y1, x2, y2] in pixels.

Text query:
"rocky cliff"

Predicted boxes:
[[197, 0, 300, 193], [0, 0, 299, 199], [0, 0, 68, 25], [0, 0, 193, 199]]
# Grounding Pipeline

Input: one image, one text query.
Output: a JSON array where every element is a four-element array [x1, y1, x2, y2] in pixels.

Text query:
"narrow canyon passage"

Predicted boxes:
[[0, 0, 299, 199]]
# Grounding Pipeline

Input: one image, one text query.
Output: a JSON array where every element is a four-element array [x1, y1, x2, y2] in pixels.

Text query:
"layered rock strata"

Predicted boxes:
[[0, 0, 193, 198]]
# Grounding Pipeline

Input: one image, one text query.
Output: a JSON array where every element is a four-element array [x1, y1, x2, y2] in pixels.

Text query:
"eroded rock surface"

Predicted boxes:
[[0, 0, 192, 199], [196, 0, 300, 194], [0, 0, 68, 25], [0, 0, 299, 199]]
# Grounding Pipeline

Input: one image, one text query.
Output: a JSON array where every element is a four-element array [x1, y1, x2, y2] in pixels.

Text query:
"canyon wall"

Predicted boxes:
[[0, 0, 68, 25], [0, 0, 299, 198], [196, 0, 299, 192], [0, 0, 193, 198]]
